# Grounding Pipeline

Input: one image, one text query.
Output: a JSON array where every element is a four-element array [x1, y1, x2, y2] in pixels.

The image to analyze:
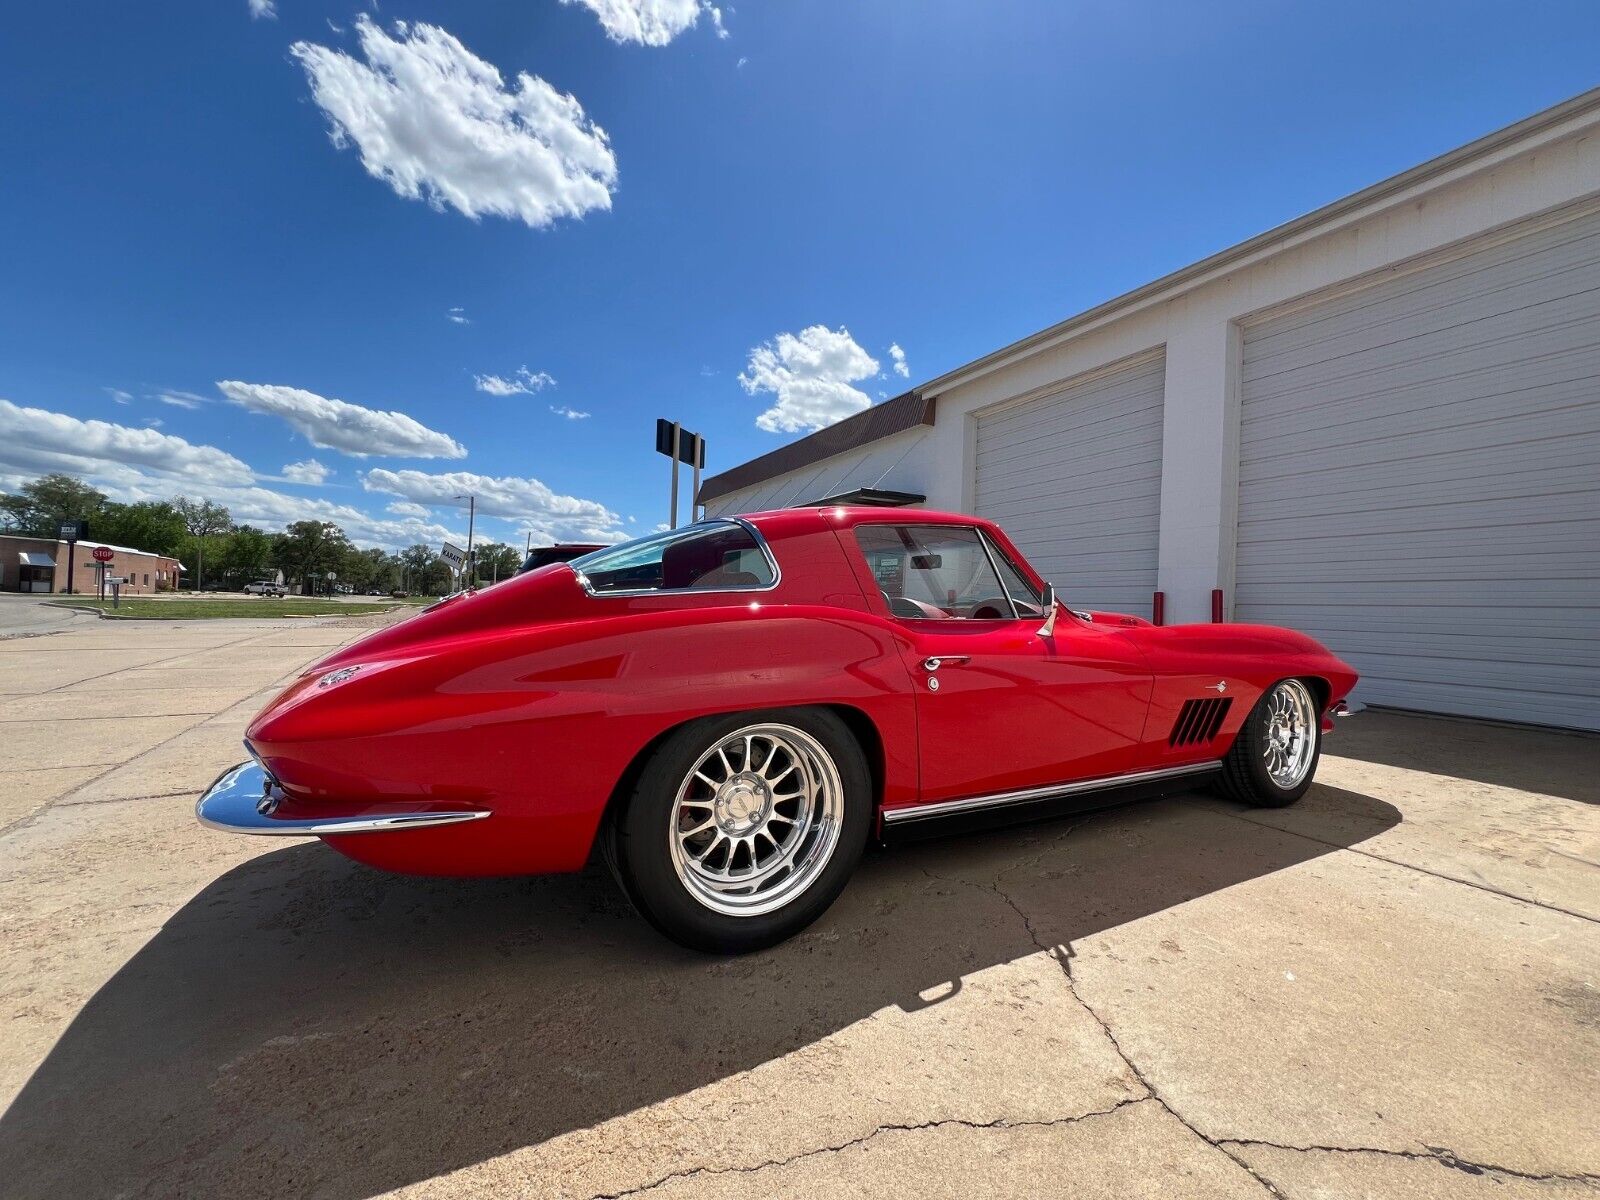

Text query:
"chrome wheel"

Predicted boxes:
[[668, 723, 845, 918], [1262, 679, 1317, 789]]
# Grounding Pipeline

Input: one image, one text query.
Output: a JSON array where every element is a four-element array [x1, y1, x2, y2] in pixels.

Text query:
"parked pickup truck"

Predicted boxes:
[[243, 581, 288, 597]]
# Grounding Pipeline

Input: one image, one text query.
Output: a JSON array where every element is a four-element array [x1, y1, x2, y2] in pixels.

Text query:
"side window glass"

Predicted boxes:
[[984, 534, 1045, 617], [855, 525, 1013, 620]]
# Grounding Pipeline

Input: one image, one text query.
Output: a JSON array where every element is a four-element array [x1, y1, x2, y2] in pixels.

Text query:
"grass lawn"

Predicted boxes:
[[53, 598, 399, 620]]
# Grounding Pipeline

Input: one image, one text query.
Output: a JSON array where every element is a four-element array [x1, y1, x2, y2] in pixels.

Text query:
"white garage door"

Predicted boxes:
[[1237, 207, 1600, 731], [974, 354, 1164, 617]]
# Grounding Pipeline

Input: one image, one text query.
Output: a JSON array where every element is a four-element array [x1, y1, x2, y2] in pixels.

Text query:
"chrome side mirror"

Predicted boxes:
[[1038, 583, 1059, 638]]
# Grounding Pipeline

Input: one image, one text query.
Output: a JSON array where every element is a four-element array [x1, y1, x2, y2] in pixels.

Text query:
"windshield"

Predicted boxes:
[[570, 520, 776, 594]]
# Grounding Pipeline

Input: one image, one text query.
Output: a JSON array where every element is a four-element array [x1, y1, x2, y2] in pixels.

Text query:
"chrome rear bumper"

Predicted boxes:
[[196, 761, 491, 836]]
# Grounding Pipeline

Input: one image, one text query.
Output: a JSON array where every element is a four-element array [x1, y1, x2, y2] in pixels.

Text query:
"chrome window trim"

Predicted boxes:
[[881, 760, 1223, 825], [571, 517, 783, 600], [974, 529, 1021, 621], [980, 530, 1046, 618]]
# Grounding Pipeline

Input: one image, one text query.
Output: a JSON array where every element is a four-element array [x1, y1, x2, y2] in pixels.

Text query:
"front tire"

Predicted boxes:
[[1218, 678, 1322, 808], [611, 708, 871, 953]]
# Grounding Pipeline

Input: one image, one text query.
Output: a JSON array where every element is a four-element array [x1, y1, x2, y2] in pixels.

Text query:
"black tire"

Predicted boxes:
[[1217, 678, 1322, 808], [610, 707, 872, 954]]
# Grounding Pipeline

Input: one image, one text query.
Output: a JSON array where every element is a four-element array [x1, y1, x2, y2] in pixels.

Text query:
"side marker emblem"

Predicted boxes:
[[1209, 681, 1228, 693]]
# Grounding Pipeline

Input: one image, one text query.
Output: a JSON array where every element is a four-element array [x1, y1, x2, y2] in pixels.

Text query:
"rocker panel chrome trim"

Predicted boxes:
[[882, 760, 1223, 825]]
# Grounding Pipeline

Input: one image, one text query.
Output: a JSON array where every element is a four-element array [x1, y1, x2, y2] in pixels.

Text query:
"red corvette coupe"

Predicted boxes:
[[198, 506, 1356, 951]]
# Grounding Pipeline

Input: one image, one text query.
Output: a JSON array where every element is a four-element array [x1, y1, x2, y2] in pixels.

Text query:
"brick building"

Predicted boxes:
[[0, 535, 183, 595]]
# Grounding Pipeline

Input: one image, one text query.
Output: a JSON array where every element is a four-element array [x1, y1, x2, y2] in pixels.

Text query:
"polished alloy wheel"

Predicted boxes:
[[668, 723, 844, 917], [1262, 679, 1317, 789]]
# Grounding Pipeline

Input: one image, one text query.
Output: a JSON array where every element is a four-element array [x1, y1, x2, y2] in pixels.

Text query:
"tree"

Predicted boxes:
[[472, 542, 521, 585], [0, 473, 106, 535], [398, 544, 436, 594], [272, 520, 354, 595], [339, 546, 394, 593], [96, 500, 186, 556], [172, 497, 232, 591], [214, 525, 275, 589]]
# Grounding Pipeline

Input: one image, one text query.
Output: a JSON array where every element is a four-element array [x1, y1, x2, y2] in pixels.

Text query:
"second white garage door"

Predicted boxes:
[[974, 353, 1165, 617], [1236, 207, 1600, 731]]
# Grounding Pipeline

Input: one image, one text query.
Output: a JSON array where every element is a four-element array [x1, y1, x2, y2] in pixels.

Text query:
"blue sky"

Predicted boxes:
[[1, 0, 1596, 550]]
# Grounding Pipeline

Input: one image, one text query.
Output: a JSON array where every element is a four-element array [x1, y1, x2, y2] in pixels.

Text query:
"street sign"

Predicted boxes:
[[92, 546, 114, 562], [654, 419, 704, 467], [58, 521, 88, 594], [439, 542, 466, 570], [656, 419, 707, 529]]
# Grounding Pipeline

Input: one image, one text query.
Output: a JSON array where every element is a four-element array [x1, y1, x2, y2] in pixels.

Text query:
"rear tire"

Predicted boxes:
[[611, 708, 871, 953], [1218, 678, 1321, 808]]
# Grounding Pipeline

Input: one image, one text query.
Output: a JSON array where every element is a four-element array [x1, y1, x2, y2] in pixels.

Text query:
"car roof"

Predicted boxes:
[[740, 505, 996, 538]]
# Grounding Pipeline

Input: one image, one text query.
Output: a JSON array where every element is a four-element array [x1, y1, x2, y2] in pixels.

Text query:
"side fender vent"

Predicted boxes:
[[1170, 697, 1233, 747]]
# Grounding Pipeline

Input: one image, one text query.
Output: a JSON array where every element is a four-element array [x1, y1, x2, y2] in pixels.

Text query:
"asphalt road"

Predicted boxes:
[[0, 613, 1596, 1199]]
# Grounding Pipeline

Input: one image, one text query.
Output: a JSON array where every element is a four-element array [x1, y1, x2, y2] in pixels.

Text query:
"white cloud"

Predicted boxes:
[[889, 343, 910, 378], [561, 0, 713, 46], [363, 467, 624, 541], [0, 399, 254, 488], [216, 380, 467, 459], [737, 56, 748, 69], [709, 6, 729, 38], [474, 366, 556, 396], [739, 325, 879, 434], [186, 484, 468, 552], [0, 405, 490, 554], [282, 459, 332, 485], [248, 0, 276, 19], [154, 389, 207, 410], [386, 500, 432, 518], [292, 17, 618, 228], [447, 306, 470, 325], [144, 417, 164, 428], [550, 404, 590, 420], [104, 388, 133, 405]]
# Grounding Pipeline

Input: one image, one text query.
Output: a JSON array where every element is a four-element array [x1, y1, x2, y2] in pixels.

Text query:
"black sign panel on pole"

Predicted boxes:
[[655, 419, 704, 466], [58, 520, 86, 594]]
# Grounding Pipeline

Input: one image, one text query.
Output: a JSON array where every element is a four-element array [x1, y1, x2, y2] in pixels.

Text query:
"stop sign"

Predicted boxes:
[[92, 546, 113, 562]]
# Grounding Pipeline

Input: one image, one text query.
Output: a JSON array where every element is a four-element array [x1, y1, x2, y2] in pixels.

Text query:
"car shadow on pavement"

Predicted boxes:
[[0, 785, 1398, 1200], [1328, 710, 1599, 804]]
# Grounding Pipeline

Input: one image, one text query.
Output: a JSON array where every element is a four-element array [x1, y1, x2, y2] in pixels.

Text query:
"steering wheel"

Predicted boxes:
[[967, 598, 1012, 619], [883, 590, 947, 619]]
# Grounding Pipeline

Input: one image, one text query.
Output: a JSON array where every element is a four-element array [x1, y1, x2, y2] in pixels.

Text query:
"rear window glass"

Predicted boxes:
[[571, 521, 775, 594]]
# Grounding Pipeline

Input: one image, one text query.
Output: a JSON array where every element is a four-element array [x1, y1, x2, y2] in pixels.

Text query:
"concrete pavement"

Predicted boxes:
[[0, 593, 94, 638], [0, 616, 1596, 1199]]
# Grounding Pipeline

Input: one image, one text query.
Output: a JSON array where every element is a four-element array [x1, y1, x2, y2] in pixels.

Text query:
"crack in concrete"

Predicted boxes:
[[588, 1097, 1150, 1199], [998, 888, 1289, 1199], [912, 848, 1287, 1199], [1211, 805, 1599, 926], [1218, 1137, 1600, 1187]]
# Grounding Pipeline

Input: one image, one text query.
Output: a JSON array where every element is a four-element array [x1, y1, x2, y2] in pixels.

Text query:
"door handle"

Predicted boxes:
[[922, 656, 971, 672]]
